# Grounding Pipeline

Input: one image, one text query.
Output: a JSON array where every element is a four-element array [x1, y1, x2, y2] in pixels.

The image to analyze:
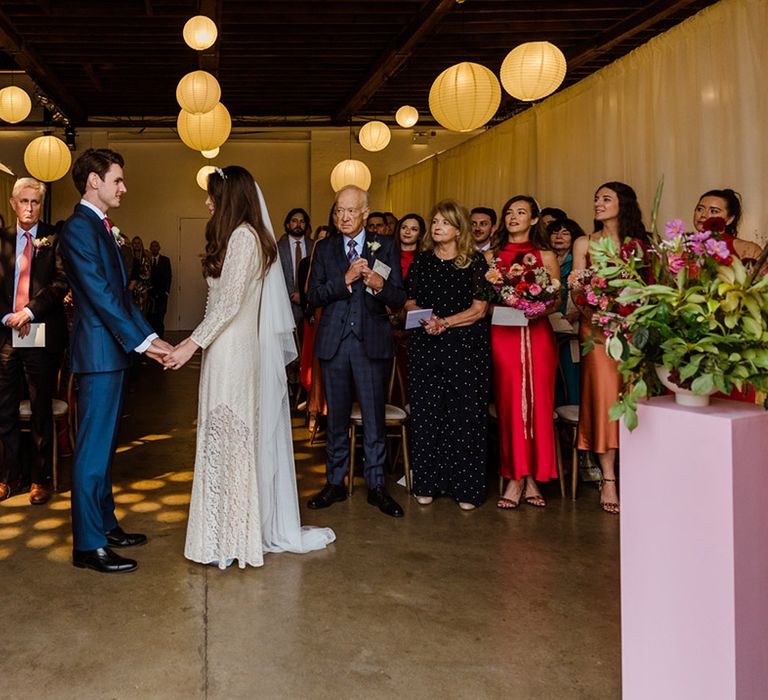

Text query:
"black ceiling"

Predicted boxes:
[[0, 0, 716, 128]]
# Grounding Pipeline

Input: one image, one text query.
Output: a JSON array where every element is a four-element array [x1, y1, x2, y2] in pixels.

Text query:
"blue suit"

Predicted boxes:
[[59, 203, 154, 550], [308, 233, 405, 487]]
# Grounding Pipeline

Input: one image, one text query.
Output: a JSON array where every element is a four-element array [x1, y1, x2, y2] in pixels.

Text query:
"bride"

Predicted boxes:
[[164, 165, 335, 569]]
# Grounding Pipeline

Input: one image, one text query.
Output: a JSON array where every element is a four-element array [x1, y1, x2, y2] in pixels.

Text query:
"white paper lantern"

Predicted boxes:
[[0, 86, 32, 123], [359, 121, 391, 152], [176, 70, 221, 115], [196, 165, 217, 190], [330, 159, 371, 192], [500, 41, 567, 102], [24, 135, 72, 182], [177, 103, 231, 151], [201, 147, 220, 159], [395, 105, 419, 128], [183, 15, 218, 51], [429, 62, 501, 132]]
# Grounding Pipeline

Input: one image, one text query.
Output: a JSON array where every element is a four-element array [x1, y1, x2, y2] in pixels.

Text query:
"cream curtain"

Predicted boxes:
[[386, 0, 767, 245]]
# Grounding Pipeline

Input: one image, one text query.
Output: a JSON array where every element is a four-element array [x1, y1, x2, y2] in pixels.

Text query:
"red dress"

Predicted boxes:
[[491, 241, 559, 481], [400, 249, 416, 279]]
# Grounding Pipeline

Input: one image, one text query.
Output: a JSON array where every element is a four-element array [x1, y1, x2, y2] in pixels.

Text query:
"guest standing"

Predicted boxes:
[[693, 189, 761, 262], [405, 200, 490, 510], [129, 235, 151, 313], [572, 182, 648, 514], [147, 239, 172, 336], [277, 207, 313, 331], [547, 218, 585, 406], [396, 213, 425, 279], [492, 196, 560, 509]]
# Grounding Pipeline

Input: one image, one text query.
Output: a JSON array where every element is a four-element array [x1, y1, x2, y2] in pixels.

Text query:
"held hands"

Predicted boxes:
[[345, 257, 369, 287], [162, 337, 200, 370], [422, 315, 448, 335], [145, 337, 174, 364], [5, 310, 31, 330]]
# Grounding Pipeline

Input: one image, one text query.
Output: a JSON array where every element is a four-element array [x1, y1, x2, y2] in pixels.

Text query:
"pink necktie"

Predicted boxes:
[[15, 231, 32, 312]]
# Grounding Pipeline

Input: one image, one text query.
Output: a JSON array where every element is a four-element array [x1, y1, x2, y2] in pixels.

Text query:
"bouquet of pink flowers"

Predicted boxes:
[[485, 252, 561, 317]]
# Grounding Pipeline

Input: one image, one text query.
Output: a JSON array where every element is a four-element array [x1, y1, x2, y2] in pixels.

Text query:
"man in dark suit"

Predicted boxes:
[[306, 185, 406, 517], [276, 207, 313, 330], [59, 148, 173, 574], [147, 240, 172, 336], [0, 178, 68, 504]]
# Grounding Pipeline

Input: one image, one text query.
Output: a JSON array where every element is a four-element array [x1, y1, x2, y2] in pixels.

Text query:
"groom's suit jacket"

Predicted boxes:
[[308, 232, 405, 360], [59, 204, 153, 374], [0, 222, 68, 353]]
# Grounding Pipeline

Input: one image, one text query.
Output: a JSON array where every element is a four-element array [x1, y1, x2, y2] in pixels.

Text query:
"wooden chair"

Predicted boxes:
[[553, 333, 581, 499], [347, 359, 411, 495], [19, 371, 76, 492]]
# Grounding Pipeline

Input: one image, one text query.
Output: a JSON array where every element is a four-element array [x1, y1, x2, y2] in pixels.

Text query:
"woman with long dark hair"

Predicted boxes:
[[571, 181, 647, 514], [492, 196, 560, 509], [693, 188, 761, 262], [164, 166, 334, 567]]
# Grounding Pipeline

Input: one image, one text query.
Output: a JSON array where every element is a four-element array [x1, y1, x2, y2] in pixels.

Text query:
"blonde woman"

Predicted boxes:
[[404, 199, 491, 510]]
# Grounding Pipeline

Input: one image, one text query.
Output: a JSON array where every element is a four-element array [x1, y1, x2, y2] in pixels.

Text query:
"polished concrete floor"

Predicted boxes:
[[0, 357, 621, 699]]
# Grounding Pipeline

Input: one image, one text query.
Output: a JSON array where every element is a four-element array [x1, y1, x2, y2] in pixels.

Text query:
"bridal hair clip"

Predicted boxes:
[[215, 167, 227, 180]]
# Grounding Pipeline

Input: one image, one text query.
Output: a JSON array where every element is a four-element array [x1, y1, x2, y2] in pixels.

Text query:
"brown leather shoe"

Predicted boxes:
[[0, 483, 9, 501], [29, 483, 51, 505]]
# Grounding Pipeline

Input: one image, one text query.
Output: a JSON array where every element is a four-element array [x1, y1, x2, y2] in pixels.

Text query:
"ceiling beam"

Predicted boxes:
[[566, 0, 701, 70], [333, 0, 456, 123], [0, 6, 85, 122]]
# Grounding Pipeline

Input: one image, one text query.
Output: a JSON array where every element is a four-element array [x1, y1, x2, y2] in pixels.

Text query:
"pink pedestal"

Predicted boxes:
[[620, 396, 768, 700]]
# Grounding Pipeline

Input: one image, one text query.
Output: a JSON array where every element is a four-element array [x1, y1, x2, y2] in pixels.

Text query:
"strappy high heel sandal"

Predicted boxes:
[[599, 478, 620, 514]]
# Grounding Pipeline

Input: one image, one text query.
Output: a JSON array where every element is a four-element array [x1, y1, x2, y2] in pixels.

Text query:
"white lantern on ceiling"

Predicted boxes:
[[24, 135, 72, 182], [395, 105, 419, 128], [429, 62, 501, 132], [196, 165, 217, 191], [177, 103, 231, 151], [183, 15, 218, 51], [176, 70, 221, 115], [500, 41, 566, 102], [330, 159, 371, 192], [201, 147, 220, 159], [358, 121, 391, 152], [0, 85, 32, 123]]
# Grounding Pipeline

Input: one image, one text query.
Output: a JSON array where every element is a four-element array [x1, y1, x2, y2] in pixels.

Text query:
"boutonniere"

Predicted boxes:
[[367, 240, 381, 253], [110, 225, 125, 247], [32, 237, 52, 256]]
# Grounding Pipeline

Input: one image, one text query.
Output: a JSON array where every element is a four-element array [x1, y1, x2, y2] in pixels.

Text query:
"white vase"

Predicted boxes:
[[655, 365, 716, 407]]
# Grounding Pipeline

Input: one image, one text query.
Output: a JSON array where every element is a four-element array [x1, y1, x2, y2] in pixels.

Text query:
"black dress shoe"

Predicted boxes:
[[72, 547, 138, 573], [106, 526, 148, 548], [307, 482, 347, 509], [367, 485, 404, 518]]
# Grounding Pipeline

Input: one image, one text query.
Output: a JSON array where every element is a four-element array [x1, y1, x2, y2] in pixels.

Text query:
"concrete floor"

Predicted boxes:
[[0, 357, 621, 700]]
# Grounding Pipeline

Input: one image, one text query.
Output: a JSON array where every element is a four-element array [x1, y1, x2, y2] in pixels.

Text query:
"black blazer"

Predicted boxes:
[[308, 233, 405, 360], [0, 222, 69, 353], [149, 254, 172, 297]]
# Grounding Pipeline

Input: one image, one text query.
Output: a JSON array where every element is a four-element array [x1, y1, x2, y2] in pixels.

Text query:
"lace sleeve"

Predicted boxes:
[[191, 227, 260, 349]]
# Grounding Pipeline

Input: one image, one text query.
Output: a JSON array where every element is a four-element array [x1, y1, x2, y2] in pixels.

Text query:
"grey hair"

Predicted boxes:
[[12, 177, 46, 201], [335, 184, 370, 209]]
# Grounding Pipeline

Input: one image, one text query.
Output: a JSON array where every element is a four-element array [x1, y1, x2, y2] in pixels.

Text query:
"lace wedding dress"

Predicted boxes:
[[185, 193, 335, 569]]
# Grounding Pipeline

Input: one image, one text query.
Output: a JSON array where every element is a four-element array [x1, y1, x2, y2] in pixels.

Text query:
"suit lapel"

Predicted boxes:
[[77, 204, 126, 286]]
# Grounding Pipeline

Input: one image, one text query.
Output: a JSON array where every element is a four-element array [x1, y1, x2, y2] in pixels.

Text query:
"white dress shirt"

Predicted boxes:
[[288, 235, 308, 276]]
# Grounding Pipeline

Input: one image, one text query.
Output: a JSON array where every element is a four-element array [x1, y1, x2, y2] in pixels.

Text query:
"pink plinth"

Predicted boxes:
[[620, 396, 768, 700]]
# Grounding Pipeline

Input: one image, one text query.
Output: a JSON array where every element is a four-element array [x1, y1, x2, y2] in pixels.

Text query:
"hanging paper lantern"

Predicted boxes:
[[395, 105, 419, 128], [183, 15, 218, 51], [24, 135, 72, 182], [201, 147, 220, 159], [177, 103, 231, 151], [176, 70, 221, 115], [429, 62, 501, 132], [330, 159, 371, 192], [196, 165, 217, 191], [0, 86, 32, 124], [500, 41, 567, 102], [359, 121, 391, 152]]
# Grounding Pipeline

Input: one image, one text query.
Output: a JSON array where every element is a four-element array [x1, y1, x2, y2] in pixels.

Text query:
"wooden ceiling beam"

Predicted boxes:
[[198, 0, 222, 77], [333, 0, 457, 123], [0, 6, 85, 122]]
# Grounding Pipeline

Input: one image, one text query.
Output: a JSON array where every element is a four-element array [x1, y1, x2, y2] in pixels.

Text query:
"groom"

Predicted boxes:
[[59, 149, 172, 573]]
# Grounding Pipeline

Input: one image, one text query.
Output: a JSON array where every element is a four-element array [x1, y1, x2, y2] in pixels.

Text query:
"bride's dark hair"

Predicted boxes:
[[202, 165, 277, 278]]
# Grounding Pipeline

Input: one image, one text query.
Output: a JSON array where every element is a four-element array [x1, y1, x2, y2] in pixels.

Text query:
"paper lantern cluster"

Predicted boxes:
[[24, 135, 72, 182], [0, 85, 32, 123], [500, 41, 566, 102]]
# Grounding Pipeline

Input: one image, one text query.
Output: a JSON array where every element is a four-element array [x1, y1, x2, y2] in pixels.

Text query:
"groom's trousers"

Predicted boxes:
[[71, 370, 126, 551]]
